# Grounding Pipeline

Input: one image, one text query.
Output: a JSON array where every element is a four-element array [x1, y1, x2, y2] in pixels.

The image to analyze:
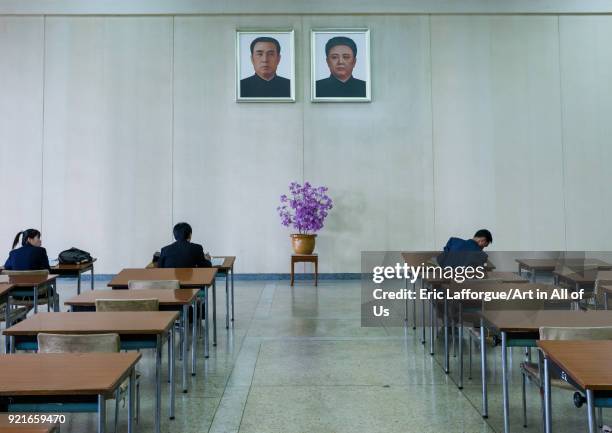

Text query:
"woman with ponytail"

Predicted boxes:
[[4, 229, 50, 270]]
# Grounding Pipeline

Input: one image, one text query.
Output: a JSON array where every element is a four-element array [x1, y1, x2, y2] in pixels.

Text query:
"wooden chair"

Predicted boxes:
[[96, 296, 174, 373], [94, 299, 159, 424], [466, 298, 571, 380], [127, 280, 179, 290], [95, 298, 159, 312], [38, 332, 120, 353], [2, 270, 54, 313], [36, 332, 138, 432], [0, 303, 30, 328], [127, 279, 188, 338]]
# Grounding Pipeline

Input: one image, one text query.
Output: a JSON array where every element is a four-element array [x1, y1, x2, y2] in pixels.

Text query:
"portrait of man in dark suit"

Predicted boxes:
[[312, 30, 371, 102], [237, 32, 295, 101], [316, 37, 365, 98]]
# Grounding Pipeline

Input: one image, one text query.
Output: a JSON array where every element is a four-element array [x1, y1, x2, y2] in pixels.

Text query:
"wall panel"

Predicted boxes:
[[172, 16, 303, 273], [431, 16, 565, 250], [3, 13, 611, 273], [42, 17, 173, 273], [560, 16, 612, 250], [0, 17, 44, 257], [303, 15, 434, 272]]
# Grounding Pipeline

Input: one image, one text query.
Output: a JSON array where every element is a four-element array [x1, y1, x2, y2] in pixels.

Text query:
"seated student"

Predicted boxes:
[[437, 229, 492, 268], [4, 229, 50, 271], [158, 222, 212, 268]]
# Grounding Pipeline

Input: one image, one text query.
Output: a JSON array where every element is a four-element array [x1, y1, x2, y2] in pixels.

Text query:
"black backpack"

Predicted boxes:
[[58, 247, 93, 265]]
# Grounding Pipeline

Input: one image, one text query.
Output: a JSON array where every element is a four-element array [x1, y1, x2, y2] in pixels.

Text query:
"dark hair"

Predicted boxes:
[[173, 222, 192, 241], [250, 37, 281, 55], [325, 36, 357, 57], [12, 229, 41, 249], [474, 229, 493, 244]]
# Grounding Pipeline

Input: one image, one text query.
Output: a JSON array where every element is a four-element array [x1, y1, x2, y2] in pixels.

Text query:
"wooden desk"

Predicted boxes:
[[402, 253, 496, 344], [50, 259, 96, 295], [4, 311, 177, 337], [432, 280, 537, 386], [482, 310, 612, 332], [452, 283, 560, 390], [108, 268, 217, 357], [0, 352, 139, 433], [484, 271, 529, 282], [401, 251, 440, 267], [0, 413, 58, 433], [65, 288, 198, 308], [538, 340, 612, 433], [290, 255, 318, 287], [516, 258, 612, 282], [65, 288, 198, 391], [108, 268, 216, 289], [480, 310, 612, 433], [212, 256, 236, 328], [423, 274, 528, 360], [4, 312, 175, 432], [6, 275, 58, 314], [400, 252, 442, 339], [429, 272, 529, 286], [552, 268, 603, 298]]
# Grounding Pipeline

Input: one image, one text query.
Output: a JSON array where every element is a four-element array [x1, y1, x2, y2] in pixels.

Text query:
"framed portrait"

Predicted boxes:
[[311, 29, 371, 102], [236, 29, 295, 102]]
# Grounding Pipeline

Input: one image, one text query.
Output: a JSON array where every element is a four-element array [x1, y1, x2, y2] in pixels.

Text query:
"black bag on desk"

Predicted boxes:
[[58, 247, 93, 264]]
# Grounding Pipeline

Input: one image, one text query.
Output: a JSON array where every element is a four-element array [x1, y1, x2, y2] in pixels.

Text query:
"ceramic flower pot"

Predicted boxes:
[[291, 234, 316, 255]]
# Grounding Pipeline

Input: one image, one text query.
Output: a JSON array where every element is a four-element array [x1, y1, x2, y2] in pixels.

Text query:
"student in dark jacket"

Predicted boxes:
[[4, 229, 50, 271], [437, 229, 492, 268], [158, 222, 212, 268]]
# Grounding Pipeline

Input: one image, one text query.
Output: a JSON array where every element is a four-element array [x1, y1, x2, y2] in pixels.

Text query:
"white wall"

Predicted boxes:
[[2, 12, 612, 273], [559, 16, 612, 250], [3, 0, 612, 14], [431, 16, 565, 250], [41, 17, 174, 270], [303, 15, 434, 272], [172, 16, 304, 273], [0, 17, 44, 252]]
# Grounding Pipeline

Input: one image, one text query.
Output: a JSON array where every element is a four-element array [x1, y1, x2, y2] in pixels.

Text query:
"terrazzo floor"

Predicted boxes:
[[0, 278, 603, 433]]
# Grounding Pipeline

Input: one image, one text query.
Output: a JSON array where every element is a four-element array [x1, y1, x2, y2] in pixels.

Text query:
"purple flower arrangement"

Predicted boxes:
[[277, 181, 333, 234]]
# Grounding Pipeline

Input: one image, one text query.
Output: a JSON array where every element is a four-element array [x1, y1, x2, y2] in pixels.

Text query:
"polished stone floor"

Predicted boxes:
[[1, 278, 604, 433]]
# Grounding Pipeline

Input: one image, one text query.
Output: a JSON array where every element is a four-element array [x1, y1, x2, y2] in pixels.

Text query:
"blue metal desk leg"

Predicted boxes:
[[169, 326, 175, 419], [444, 297, 449, 374], [480, 317, 488, 418], [501, 331, 510, 433], [192, 299, 197, 376], [204, 287, 210, 358], [458, 303, 463, 389], [587, 389, 596, 433], [181, 304, 188, 393], [128, 367, 135, 433], [98, 394, 106, 433], [231, 267, 235, 322], [421, 280, 426, 344], [225, 273, 230, 329], [212, 280, 217, 346], [155, 334, 162, 433], [544, 355, 552, 433], [5, 296, 11, 353]]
